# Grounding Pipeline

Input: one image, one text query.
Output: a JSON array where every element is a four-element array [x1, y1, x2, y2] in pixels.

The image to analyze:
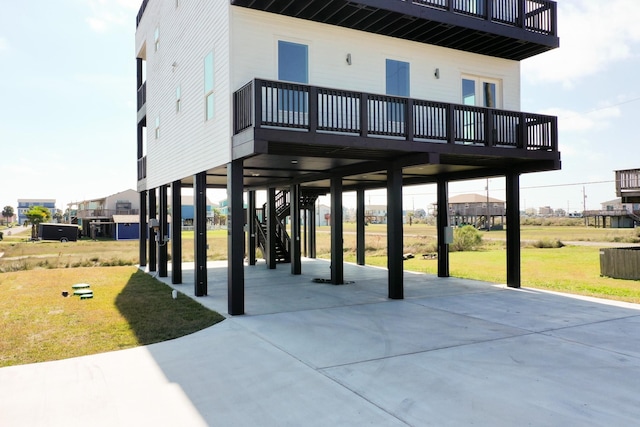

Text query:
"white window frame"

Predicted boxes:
[[461, 74, 502, 108]]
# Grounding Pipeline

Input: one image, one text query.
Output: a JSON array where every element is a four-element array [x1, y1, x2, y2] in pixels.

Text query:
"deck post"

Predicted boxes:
[[356, 188, 366, 266], [309, 202, 317, 259], [148, 188, 157, 272], [330, 176, 344, 284], [506, 172, 521, 288], [437, 179, 450, 277], [387, 167, 404, 299], [266, 187, 277, 269], [158, 185, 168, 277], [194, 172, 208, 296], [171, 180, 182, 284], [248, 190, 256, 266], [139, 190, 147, 267], [228, 159, 245, 315], [290, 184, 301, 275]]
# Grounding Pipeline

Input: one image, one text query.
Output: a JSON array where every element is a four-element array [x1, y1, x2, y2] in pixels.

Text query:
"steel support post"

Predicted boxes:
[[158, 185, 168, 278], [247, 190, 256, 266], [309, 203, 316, 259], [228, 159, 245, 315], [356, 188, 366, 266], [148, 188, 157, 272], [506, 172, 521, 288], [387, 167, 403, 299], [330, 176, 344, 284], [194, 172, 208, 296], [138, 190, 147, 267], [437, 179, 450, 277], [171, 180, 182, 284], [266, 187, 277, 269], [290, 184, 301, 275]]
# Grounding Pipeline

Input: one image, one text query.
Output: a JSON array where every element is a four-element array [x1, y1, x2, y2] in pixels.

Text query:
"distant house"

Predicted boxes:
[[71, 189, 140, 239], [365, 205, 387, 225], [441, 194, 506, 229], [113, 215, 140, 240], [18, 199, 56, 225], [180, 195, 218, 227], [583, 197, 640, 228], [582, 169, 640, 228]]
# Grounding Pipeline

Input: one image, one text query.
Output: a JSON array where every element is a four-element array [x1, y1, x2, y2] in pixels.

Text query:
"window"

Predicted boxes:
[[154, 27, 159, 52], [176, 85, 181, 113], [462, 76, 500, 108], [386, 59, 410, 124], [277, 41, 309, 119], [278, 41, 308, 84], [204, 51, 214, 120], [386, 59, 410, 97], [460, 75, 502, 143], [155, 116, 160, 139]]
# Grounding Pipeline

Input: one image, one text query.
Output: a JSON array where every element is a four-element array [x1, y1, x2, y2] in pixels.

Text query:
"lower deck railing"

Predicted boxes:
[[234, 79, 558, 152]]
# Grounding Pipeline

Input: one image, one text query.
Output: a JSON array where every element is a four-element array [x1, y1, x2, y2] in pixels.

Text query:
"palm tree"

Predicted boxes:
[[1, 206, 14, 226], [24, 206, 51, 239]]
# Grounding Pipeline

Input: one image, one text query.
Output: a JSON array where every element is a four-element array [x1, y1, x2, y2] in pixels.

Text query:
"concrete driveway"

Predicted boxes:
[[1, 259, 639, 426]]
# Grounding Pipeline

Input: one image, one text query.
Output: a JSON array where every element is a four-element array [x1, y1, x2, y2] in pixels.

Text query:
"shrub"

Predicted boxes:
[[451, 225, 482, 252], [531, 239, 564, 249]]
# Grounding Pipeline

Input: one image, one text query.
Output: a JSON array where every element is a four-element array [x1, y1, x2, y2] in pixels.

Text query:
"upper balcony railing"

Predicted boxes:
[[136, 0, 149, 27], [77, 209, 140, 219], [137, 81, 146, 111], [230, 0, 558, 60], [138, 156, 147, 181], [234, 79, 558, 152], [410, 0, 556, 36], [616, 169, 640, 196]]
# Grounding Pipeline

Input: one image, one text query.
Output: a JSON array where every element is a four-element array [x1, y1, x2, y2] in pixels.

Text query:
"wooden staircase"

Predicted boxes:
[[254, 189, 321, 264]]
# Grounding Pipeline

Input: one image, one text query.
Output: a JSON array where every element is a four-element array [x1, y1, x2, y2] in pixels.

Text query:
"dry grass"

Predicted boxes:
[[0, 267, 224, 367]]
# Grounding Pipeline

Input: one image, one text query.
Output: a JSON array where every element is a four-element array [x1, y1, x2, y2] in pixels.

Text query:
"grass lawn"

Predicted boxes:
[[0, 266, 224, 367], [1, 225, 638, 367], [345, 245, 640, 303]]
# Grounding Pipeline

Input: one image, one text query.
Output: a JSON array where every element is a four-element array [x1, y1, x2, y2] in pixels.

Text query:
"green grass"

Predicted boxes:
[[345, 245, 640, 303], [0, 266, 224, 367], [1, 225, 639, 367]]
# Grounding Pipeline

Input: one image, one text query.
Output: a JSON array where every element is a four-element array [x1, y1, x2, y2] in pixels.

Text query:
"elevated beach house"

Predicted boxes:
[[135, 0, 560, 314]]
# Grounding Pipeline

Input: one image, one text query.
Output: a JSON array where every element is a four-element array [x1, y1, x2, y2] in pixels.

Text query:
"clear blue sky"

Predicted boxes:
[[1, 0, 638, 214]]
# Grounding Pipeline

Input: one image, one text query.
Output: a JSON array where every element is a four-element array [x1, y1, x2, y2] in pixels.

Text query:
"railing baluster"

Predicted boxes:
[[309, 86, 318, 133]]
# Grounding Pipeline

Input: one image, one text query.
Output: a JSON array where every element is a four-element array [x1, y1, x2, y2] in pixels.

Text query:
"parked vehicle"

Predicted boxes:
[[38, 223, 79, 242]]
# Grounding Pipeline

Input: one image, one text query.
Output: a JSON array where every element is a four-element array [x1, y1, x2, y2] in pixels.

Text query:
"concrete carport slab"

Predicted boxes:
[[0, 258, 639, 426]]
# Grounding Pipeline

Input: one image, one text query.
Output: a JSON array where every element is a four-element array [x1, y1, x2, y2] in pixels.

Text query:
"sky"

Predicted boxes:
[[1, 0, 639, 214]]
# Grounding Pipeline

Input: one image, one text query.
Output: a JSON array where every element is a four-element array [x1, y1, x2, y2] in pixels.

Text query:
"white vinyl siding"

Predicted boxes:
[[230, 7, 520, 111], [135, 0, 231, 190]]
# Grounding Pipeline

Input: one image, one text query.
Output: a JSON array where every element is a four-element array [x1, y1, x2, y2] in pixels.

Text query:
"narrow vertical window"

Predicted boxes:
[[176, 86, 181, 113], [386, 59, 410, 125], [462, 76, 500, 108], [155, 116, 160, 139], [483, 82, 496, 108], [278, 41, 308, 84], [154, 27, 159, 52], [277, 41, 309, 120], [385, 59, 410, 97], [204, 51, 214, 120], [462, 78, 476, 106]]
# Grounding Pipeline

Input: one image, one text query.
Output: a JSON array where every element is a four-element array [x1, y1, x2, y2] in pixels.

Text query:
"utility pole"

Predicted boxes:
[[485, 178, 490, 231], [583, 186, 587, 226]]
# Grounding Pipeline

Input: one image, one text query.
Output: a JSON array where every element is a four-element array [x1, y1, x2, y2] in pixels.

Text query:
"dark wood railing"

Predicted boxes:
[[137, 82, 146, 111], [137, 156, 147, 181], [410, 0, 556, 36], [136, 0, 149, 27], [234, 79, 558, 152], [616, 169, 640, 194]]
